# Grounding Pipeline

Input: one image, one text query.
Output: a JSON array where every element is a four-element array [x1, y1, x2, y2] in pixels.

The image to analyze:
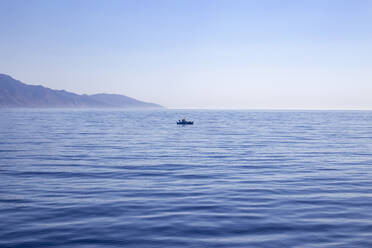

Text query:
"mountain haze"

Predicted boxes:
[[0, 74, 163, 108]]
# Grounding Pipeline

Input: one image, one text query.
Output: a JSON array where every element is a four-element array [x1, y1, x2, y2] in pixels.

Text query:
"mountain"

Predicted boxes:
[[0, 74, 163, 109]]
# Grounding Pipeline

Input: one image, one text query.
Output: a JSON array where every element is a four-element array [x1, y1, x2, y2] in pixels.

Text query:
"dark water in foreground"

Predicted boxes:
[[1, 109, 372, 248]]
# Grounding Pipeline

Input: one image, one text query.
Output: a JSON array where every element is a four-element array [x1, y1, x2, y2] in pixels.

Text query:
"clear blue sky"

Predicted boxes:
[[1, 0, 372, 109]]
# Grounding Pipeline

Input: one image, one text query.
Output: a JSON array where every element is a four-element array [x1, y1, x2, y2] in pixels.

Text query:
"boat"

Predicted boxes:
[[177, 119, 194, 125]]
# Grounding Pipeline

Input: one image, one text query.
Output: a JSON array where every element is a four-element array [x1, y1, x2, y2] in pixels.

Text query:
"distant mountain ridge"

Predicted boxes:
[[0, 74, 163, 108]]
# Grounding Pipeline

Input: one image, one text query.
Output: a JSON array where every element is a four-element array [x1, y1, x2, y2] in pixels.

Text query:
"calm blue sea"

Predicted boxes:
[[1, 109, 372, 248]]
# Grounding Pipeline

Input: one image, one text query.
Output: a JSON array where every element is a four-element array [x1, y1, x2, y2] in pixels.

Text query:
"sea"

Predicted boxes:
[[1, 109, 372, 248]]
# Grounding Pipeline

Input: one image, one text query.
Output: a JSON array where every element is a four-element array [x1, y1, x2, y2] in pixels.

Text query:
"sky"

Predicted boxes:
[[1, 0, 372, 109]]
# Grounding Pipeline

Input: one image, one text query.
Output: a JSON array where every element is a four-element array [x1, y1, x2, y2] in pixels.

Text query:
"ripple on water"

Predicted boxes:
[[1, 110, 372, 247]]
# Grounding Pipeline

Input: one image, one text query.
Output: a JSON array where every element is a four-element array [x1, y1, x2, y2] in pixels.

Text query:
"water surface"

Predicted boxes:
[[1, 109, 372, 247]]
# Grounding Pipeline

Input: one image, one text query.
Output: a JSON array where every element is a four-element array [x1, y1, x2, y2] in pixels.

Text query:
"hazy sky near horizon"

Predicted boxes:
[[1, 0, 372, 109]]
